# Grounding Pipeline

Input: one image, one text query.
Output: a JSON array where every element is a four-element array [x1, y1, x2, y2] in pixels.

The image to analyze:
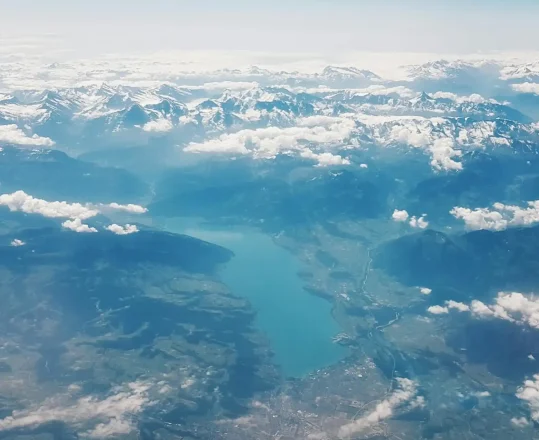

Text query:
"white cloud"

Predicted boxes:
[[62, 218, 97, 233], [511, 83, 539, 95], [391, 210, 428, 228], [450, 206, 507, 231], [106, 224, 139, 235], [428, 300, 471, 315], [446, 300, 471, 312], [387, 128, 462, 171], [10, 239, 25, 247], [419, 287, 432, 295], [511, 417, 530, 428], [103, 203, 148, 214], [429, 292, 539, 330], [357, 114, 518, 172], [84, 418, 134, 438], [194, 81, 259, 91], [451, 201, 539, 231], [338, 378, 419, 438], [304, 84, 416, 98], [392, 209, 409, 222], [360, 163, 368, 169], [142, 119, 173, 133], [431, 91, 489, 104], [300, 149, 350, 167], [517, 375, 539, 422], [409, 395, 426, 409], [471, 292, 539, 328], [427, 300, 470, 315], [184, 116, 355, 161], [0, 381, 152, 436], [362, 85, 416, 98], [409, 215, 429, 229], [389, 125, 430, 148], [0, 191, 98, 220], [0, 124, 54, 146], [427, 305, 449, 315], [0, 192, 147, 235], [429, 138, 463, 171]]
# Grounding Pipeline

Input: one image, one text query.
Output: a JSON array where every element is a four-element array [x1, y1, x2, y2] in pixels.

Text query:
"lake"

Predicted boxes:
[[159, 218, 345, 378]]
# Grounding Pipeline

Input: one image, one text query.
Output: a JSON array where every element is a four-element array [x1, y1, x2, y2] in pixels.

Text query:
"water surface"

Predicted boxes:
[[160, 218, 345, 378]]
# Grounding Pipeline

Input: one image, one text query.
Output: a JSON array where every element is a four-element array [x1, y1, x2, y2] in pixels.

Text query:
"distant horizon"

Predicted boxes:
[[1, 38, 539, 85], [2, 0, 539, 55]]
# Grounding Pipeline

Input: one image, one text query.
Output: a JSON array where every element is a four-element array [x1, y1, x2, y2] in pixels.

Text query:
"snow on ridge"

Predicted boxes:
[[2, 56, 539, 171]]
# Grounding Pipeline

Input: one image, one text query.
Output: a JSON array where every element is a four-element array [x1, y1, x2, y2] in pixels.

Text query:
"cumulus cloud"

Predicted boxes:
[[300, 149, 350, 167], [427, 300, 470, 315], [142, 119, 173, 133], [392, 209, 428, 229], [429, 138, 462, 171], [10, 239, 25, 247], [0, 381, 152, 436], [390, 125, 430, 148], [62, 218, 98, 233], [0, 191, 98, 220], [360, 163, 368, 168], [516, 375, 539, 423], [0, 191, 147, 234], [409, 215, 429, 229], [446, 300, 471, 312], [184, 116, 355, 162], [419, 287, 432, 295], [427, 305, 449, 315], [451, 201, 539, 231], [106, 224, 139, 235], [392, 209, 409, 222], [338, 378, 419, 438], [511, 83, 539, 95], [0, 124, 55, 146], [428, 292, 539, 330], [471, 292, 539, 328]]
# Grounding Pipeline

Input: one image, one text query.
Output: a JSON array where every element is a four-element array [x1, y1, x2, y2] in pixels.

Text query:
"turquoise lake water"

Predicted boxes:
[[160, 218, 345, 378]]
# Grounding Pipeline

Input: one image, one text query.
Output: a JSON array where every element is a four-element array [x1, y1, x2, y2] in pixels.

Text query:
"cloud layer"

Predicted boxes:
[[0, 381, 152, 437], [185, 116, 355, 163]]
